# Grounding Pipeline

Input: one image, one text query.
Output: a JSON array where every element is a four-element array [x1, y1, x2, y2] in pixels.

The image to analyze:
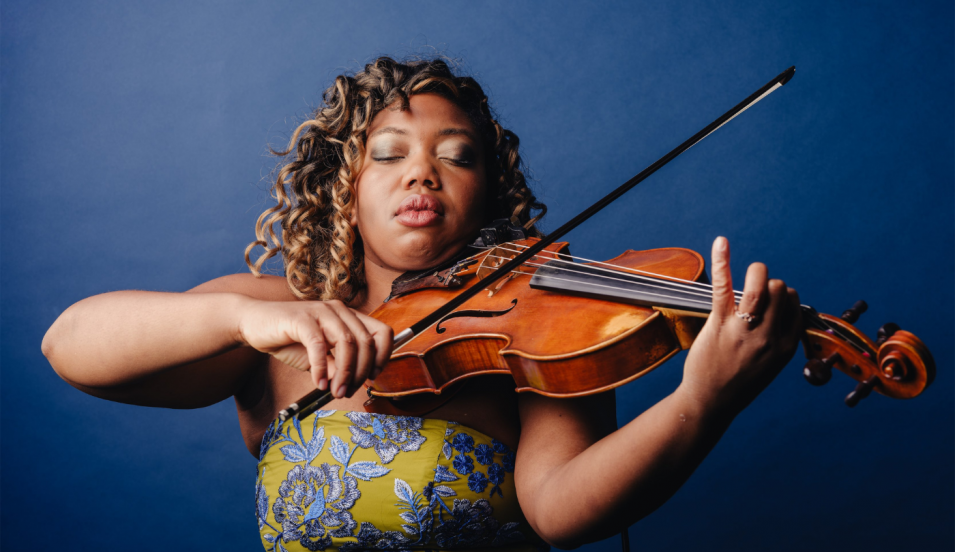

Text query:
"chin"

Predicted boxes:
[[391, 233, 466, 270]]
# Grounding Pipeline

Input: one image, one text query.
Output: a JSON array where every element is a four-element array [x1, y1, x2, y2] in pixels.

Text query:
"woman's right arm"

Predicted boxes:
[[41, 274, 393, 409]]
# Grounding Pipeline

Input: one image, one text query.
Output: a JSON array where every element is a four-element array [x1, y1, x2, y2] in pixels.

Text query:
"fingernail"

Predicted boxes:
[[336, 384, 348, 397], [318, 378, 327, 391], [716, 236, 727, 251]]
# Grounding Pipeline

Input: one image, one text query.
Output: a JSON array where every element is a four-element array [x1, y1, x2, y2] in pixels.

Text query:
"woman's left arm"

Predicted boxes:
[[514, 237, 803, 548]]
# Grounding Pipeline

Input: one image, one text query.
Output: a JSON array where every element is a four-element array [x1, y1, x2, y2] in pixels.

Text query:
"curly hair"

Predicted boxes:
[[245, 56, 547, 302]]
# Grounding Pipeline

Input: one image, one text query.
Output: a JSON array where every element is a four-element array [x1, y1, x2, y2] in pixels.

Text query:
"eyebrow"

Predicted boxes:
[[368, 127, 407, 138], [367, 126, 477, 140], [436, 128, 476, 140]]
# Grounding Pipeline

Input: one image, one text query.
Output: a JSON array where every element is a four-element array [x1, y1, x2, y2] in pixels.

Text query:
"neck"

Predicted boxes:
[[353, 245, 477, 315], [351, 258, 403, 315]]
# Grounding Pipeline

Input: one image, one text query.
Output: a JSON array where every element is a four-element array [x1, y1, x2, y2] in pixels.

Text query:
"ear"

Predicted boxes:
[[349, 194, 359, 227]]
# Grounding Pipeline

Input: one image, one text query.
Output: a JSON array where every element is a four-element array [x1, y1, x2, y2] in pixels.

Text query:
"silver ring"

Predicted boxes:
[[736, 311, 758, 324]]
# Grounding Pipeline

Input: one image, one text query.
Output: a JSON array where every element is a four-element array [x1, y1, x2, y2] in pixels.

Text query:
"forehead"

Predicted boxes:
[[367, 93, 477, 137]]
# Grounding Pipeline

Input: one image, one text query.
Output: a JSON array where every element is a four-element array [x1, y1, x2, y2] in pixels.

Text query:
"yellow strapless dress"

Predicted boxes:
[[256, 410, 547, 552]]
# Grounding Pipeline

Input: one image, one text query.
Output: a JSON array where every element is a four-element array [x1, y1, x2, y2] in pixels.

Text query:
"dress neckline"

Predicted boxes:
[[260, 409, 505, 462]]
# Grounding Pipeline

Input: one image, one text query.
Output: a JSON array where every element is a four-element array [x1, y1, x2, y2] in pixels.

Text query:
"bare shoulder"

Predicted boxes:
[[186, 273, 298, 302]]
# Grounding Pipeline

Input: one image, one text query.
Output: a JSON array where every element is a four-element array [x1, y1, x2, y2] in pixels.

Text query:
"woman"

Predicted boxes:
[[42, 57, 803, 551]]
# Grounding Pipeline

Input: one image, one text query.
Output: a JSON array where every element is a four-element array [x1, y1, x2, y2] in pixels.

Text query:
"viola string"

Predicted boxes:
[[392, 264, 715, 354], [480, 252, 738, 303], [501, 262, 874, 356], [486, 257, 742, 302], [482, 255, 721, 304], [479, 246, 874, 356], [490, 242, 736, 296], [801, 310, 873, 355], [483, 245, 748, 309], [492, 264, 718, 309]]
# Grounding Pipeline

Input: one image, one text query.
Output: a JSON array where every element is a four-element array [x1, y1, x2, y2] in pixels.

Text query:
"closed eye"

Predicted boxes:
[[441, 157, 474, 167]]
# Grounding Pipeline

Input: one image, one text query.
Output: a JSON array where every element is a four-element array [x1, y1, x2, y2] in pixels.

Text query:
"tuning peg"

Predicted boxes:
[[803, 352, 841, 386], [841, 300, 868, 324], [876, 322, 901, 346], [845, 376, 881, 407]]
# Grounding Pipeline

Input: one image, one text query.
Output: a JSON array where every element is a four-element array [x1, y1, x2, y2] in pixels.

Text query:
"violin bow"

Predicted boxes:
[[280, 66, 796, 421]]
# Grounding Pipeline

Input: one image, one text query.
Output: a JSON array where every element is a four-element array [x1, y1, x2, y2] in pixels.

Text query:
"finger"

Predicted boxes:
[[328, 303, 377, 396], [766, 283, 803, 363], [772, 284, 792, 332], [737, 262, 768, 326], [294, 316, 329, 390], [760, 278, 789, 335], [320, 305, 357, 399], [323, 356, 339, 390], [709, 236, 735, 320], [356, 312, 394, 379], [310, 354, 330, 391], [782, 287, 804, 350], [271, 343, 310, 372]]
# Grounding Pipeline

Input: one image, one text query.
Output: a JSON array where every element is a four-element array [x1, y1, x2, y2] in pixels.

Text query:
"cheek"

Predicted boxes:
[[354, 197, 377, 236], [451, 165, 487, 216], [351, 171, 382, 228], [469, 173, 489, 219]]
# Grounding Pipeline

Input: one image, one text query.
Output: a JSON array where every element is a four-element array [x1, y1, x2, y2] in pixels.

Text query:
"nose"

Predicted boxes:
[[402, 150, 441, 191]]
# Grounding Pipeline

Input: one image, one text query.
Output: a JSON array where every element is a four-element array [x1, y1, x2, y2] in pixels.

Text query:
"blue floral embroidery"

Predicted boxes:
[[261, 411, 337, 462], [451, 432, 474, 453], [275, 463, 359, 549], [433, 464, 459, 483], [445, 428, 515, 499], [432, 498, 524, 548], [260, 416, 535, 552], [474, 443, 495, 465], [342, 522, 410, 552], [442, 426, 454, 460], [340, 477, 435, 551], [503, 450, 516, 472], [488, 462, 505, 485], [452, 453, 474, 475], [422, 481, 435, 500], [260, 420, 281, 461], [259, 412, 392, 552], [340, 473, 526, 551], [281, 418, 326, 464], [256, 468, 269, 530], [346, 412, 426, 464], [468, 471, 489, 493], [394, 478, 434, 543], [429, 465, 459, 516]]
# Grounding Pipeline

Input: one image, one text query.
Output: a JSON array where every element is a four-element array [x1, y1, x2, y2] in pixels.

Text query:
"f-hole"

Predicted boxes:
[[435, 299, 518, 334]]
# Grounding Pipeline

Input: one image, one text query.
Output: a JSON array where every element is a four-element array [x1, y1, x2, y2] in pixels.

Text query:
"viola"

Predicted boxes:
[[278, 65, 934, 421], [367, 238, 934, 411]]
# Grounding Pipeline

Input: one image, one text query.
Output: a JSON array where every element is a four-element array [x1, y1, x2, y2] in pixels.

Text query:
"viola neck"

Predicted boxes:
[[529, 259, 717, 313]]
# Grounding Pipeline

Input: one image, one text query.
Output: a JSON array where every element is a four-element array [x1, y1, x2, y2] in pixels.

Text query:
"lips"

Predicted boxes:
[[395, 194, 444, 227]]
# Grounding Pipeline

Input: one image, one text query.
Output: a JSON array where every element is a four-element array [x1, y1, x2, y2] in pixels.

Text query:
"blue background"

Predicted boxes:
[[2, 1, 952, 551]]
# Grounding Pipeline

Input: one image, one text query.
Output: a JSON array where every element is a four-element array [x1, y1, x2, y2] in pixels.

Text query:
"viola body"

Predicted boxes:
[[367, 238, 934, 410], [369, 239, 709, 399]]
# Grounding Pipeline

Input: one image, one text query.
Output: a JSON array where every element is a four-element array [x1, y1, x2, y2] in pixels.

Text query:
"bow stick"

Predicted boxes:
[[279, 66, 796, 421]]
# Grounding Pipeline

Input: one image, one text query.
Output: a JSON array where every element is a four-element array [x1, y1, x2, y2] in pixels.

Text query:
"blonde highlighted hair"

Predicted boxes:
[[246, 57, 546, 302]]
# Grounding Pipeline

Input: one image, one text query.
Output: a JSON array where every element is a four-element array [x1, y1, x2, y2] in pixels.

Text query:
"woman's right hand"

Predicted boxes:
[[235, 298, 394, 398]]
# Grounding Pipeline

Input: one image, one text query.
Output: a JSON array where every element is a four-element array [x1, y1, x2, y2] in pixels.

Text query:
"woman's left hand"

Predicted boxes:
[[679, 236, 804, 418]]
